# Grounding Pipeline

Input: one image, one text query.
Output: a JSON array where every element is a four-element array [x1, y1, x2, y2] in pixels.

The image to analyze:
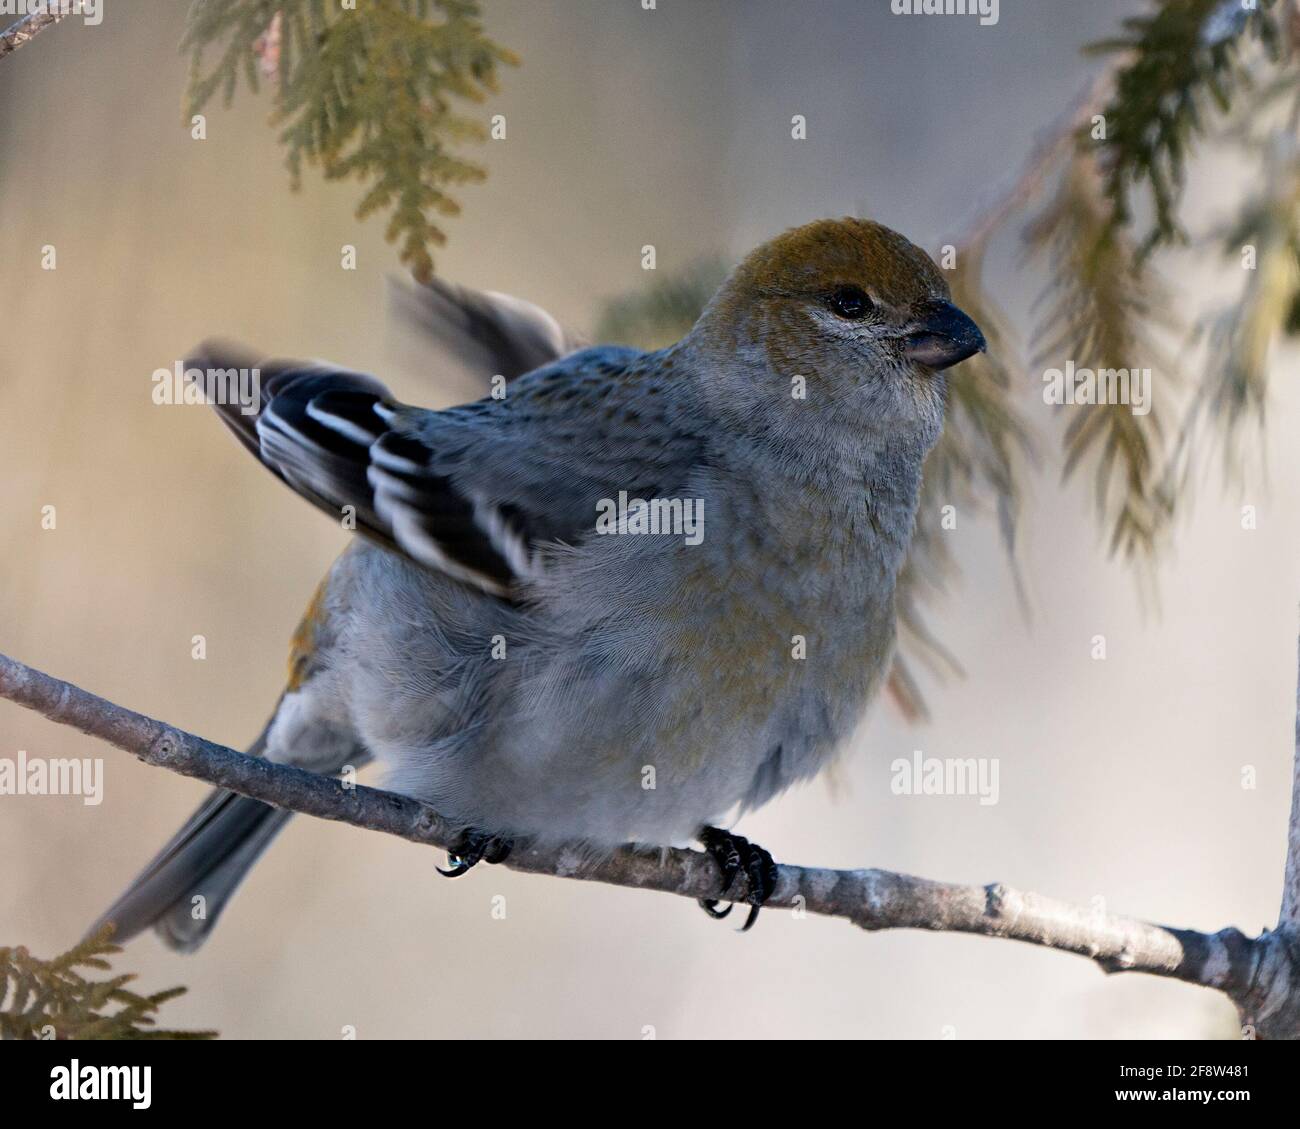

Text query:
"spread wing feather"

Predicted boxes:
[[188, 342, 537, 597]]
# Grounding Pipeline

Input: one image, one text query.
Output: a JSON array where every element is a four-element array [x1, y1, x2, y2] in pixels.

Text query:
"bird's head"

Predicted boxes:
[[692, 217, 985, 453]]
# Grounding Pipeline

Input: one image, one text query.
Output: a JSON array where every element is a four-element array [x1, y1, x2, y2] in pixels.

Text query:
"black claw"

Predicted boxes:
[[739, 842, 778, 932], [437, 856, 474, 878], [437, 829, 513, 878], [696, 826, 779, 931]]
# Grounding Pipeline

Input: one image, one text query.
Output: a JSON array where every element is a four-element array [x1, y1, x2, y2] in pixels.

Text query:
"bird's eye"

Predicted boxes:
[[828, 285, 874, 319]]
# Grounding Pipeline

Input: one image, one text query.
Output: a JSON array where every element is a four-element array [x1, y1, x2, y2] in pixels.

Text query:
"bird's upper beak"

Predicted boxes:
[[902, 299, 986, 371]]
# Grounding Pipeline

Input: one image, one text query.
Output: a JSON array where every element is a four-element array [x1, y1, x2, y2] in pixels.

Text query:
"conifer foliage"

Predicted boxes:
[[0, 926, 214, 1040], [182, 0, 518, 282]]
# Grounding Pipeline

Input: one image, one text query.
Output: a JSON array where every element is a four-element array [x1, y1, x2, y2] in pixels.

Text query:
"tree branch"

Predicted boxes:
[[3, 648, 1295, 1032], [0, 8, 74, 61], [1229, 625, 1300, 1039], [1283, 632, 1300, 929]]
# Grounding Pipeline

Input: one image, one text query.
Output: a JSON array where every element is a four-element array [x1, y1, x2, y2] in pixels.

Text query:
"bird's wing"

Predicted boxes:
[[188, 341, 703, 599], [388, 275, 587, 387]]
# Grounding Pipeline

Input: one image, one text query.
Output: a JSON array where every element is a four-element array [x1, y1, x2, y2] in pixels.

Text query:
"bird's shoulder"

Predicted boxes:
[[423, 342, 708, 477], [500, 344, 668, 420]]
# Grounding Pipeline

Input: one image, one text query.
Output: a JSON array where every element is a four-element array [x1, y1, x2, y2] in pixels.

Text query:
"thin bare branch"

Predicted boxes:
[[0, 7, 74, 60], [1282, 629, 1300, 930], [1, 647, 1293, 1033]]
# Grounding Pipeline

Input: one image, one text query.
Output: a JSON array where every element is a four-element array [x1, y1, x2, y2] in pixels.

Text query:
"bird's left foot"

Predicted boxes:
[[437, 828, 514, 878], [696, 826, 779, 932]]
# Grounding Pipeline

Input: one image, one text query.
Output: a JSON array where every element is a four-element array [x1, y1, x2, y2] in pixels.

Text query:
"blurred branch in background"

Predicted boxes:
[[918, 0, 1298, 689], [1174, 85, 1300, 489], [1032, 0, 1297, 559], [181, 0, 518, 282], [1024, 151, 1178, 566], [3, 646, 1299, 1037]]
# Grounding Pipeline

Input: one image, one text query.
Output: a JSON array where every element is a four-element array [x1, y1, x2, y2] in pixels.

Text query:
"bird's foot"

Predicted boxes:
[[437, 828, 514, 878], [696, 826, 779, 932]]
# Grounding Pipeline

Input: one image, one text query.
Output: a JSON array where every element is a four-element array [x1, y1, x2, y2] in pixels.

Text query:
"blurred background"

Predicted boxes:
[[1, 0, 1297, 1039]]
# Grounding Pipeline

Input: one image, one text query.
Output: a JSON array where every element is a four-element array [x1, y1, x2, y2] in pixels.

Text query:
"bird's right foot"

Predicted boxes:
[[696, 825, 779, 932]]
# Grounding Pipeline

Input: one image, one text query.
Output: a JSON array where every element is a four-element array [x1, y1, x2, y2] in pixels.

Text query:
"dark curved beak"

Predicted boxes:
[[902, 299, 986, 371]]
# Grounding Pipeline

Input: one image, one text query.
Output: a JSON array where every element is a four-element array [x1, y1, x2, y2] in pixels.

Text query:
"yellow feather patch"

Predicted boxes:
[[287, 577, 330, 692]]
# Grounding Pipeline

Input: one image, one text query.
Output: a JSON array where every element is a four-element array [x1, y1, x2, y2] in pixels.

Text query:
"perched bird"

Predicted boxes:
[[91, 217, 985, 947]]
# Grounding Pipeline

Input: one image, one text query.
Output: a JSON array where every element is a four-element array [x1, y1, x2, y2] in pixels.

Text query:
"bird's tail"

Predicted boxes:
[[87, 727, 293, 953], [387, 273, 581, 388]]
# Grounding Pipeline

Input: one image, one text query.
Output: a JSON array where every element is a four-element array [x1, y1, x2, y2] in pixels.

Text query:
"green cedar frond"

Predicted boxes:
[[182, 0, 518, 282], [1086, 0, 1283, 256], [0, 926, 216, 1040], [1026, 154, 1178, 562]]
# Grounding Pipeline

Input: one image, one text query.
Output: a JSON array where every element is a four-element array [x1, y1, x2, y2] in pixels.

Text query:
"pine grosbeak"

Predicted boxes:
[[93, 217, 985, 945]]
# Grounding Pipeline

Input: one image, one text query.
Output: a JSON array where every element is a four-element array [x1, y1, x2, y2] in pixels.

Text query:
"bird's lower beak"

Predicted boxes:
[[902, 299, 986, 371]]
